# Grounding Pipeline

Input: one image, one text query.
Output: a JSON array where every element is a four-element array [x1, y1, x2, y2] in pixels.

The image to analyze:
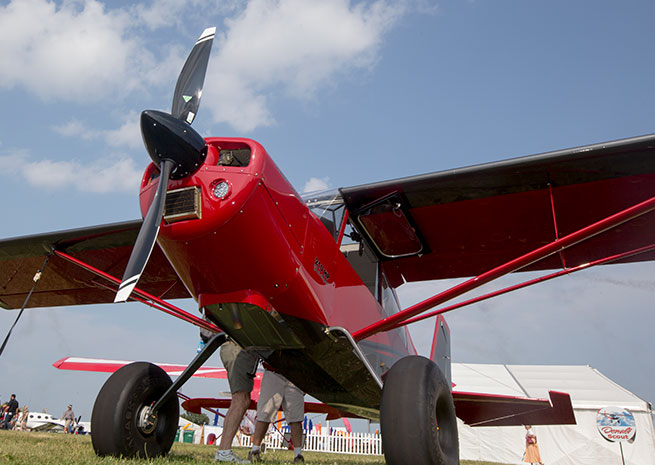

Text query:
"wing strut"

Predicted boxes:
[[51, 249, 221, 334], [353, 195, 655, 341], [0, 253, 51, 358], [548, 182, 567, 269], [388, 242, 655, 330]]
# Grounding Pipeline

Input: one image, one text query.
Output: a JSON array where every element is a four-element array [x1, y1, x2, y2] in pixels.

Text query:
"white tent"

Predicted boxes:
[[452, 363, 655, 465]]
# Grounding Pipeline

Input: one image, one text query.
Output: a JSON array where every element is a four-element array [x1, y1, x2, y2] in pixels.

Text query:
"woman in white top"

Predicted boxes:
[[524, 425, 544, 465]]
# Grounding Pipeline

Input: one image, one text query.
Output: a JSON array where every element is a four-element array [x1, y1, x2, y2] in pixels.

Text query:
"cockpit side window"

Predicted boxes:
[[379, 271, 401, 317], [341, 239, 379, 299], [304, 190, 346, 241], [379, 270, 406, 345]]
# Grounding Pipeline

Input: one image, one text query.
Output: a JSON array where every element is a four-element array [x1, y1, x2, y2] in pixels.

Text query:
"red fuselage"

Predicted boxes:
[[138, 137, 413, 415]]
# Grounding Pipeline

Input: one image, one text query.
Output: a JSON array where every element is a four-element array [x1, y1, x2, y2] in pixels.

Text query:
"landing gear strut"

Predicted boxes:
[[91, 332, 226, 457]]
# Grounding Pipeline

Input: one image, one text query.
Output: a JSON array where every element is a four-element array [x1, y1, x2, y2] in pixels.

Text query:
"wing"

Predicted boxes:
[[0, 220, 190, 310], [452, 390, 575, 427], [29, 421, 65, 432], [340, 134, 655, 286]]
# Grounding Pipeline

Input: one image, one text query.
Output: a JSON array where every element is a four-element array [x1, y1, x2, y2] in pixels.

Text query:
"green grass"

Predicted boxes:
[[0, 430, 507, 465]]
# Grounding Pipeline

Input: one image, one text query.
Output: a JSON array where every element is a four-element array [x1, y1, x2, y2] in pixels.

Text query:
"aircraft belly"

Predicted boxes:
[[205, 302, 385, 420], [261, 324, 385, 421]]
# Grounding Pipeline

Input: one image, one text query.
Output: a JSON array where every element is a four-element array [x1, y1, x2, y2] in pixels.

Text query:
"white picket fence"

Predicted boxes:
[[237, 431, 383, 456]]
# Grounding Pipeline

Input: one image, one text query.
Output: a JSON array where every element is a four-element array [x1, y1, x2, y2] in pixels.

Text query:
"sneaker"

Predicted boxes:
[[215, 449, 251, 463], [247, 449, 262, 463], [293, 454, 305, 463]]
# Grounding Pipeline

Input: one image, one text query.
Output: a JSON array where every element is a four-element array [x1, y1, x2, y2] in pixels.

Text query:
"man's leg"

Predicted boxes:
[[251, 421, 270, 447], [215, 340, 257, 462], [279, 378, 305, 463], [218, 391, 251, 450], [247, 420, 270, 462], [249, 369, 285, 462], [289, 421, 304, 462]]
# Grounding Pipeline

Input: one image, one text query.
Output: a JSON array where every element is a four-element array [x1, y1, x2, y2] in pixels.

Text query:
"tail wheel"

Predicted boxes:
[[380, 356, 459, 465], [91, 362, 179, 458]]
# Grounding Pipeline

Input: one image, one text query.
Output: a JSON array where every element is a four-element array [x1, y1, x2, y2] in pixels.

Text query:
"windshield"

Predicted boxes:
[[303, 189, 346, 241]]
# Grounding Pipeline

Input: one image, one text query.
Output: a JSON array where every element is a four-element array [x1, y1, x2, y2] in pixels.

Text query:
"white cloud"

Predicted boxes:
[[0, 148, 141, 193], [0, 1, 241, 104], [23, 156, 142, 193], [0, 0, 412, 131], [52, 119, 90, 139], [103, 114, 143, 149], [204, 0, 408, 131], [53, 112, 142, 150], [0, 149, 30, 173], [303, 176, 331, 193], [132, 0, 241, 30], [0, 0, 144, 101]]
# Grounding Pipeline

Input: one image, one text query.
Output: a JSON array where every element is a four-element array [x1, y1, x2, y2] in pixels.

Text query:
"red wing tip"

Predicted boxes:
[[52, 357, 69, 368]]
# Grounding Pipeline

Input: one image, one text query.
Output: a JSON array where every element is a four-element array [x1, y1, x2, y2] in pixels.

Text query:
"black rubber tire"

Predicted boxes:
[[91, 362, 179, 458], [380, 356, 459, 465]]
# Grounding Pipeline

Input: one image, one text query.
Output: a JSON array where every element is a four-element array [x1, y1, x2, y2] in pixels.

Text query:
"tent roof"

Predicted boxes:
[[452, 363, 651, 412]]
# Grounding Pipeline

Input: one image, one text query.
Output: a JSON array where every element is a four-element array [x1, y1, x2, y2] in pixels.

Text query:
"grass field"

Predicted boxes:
[[0, 431, 509, 465]]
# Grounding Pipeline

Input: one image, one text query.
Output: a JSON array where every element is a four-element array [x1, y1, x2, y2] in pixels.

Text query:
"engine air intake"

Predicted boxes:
[[164, 186, 201, 223]]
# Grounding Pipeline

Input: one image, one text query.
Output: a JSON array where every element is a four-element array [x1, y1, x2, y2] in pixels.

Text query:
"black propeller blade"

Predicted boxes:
[[114, 27, 216, 303], [115, 159, 173, 302], [172, 27, 216, 124]]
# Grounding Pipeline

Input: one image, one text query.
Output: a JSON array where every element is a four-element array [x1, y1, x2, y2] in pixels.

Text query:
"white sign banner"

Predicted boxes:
[[596, 406, 636, 443]]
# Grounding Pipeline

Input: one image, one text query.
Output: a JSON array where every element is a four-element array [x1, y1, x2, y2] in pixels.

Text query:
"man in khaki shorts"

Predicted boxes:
[[248, 369, 305, 463], [215, 339, 259, 463]]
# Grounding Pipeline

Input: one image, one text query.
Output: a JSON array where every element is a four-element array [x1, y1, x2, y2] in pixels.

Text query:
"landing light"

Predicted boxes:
[[212, 180, 231, 199]]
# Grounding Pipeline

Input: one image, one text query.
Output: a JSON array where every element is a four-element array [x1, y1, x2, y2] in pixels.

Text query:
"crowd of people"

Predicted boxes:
[[0, 394, 25, 430], [1, 394, 78, 433]]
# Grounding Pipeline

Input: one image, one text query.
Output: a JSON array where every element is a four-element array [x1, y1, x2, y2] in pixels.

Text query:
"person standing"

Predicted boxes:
[[18, 405, 29, 431], [61, 405, 75, 433], [248, 369, 305, 463], [523, 425, 544, 465], [215, 339, 259, 463], [1, 394, 18, 429]]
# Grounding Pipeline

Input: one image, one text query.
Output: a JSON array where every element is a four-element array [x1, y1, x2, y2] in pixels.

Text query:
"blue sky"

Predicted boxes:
[[1, 0, 654, 427]]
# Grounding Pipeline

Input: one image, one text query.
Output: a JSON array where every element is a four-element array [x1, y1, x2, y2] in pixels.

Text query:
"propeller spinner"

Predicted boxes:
[[115, 27, 216, 303]]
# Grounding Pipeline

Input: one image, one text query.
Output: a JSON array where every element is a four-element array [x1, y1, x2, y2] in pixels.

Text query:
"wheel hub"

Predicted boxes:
[[137, 405, 158, 434]]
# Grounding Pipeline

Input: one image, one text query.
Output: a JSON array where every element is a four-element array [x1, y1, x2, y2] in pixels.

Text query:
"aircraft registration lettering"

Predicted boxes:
[[314, 257, 330, 284]]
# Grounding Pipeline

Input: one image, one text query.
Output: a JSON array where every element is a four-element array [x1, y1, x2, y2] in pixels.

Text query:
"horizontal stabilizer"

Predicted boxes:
[[181, 397, 364, 420], [53, 356, 228, 379], [453, 390, 576, 427]]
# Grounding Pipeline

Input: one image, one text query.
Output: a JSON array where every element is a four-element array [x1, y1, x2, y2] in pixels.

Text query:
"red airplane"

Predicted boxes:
[[2, 27, 655, 465]]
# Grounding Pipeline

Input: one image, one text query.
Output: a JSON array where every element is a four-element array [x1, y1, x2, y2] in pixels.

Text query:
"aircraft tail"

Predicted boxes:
[[429, 315, 452, 389]]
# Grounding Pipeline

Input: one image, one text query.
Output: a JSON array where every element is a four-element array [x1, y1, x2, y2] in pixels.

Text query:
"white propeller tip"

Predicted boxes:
[[197, 27, 216, 44], [114, 275, 140, 303]]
